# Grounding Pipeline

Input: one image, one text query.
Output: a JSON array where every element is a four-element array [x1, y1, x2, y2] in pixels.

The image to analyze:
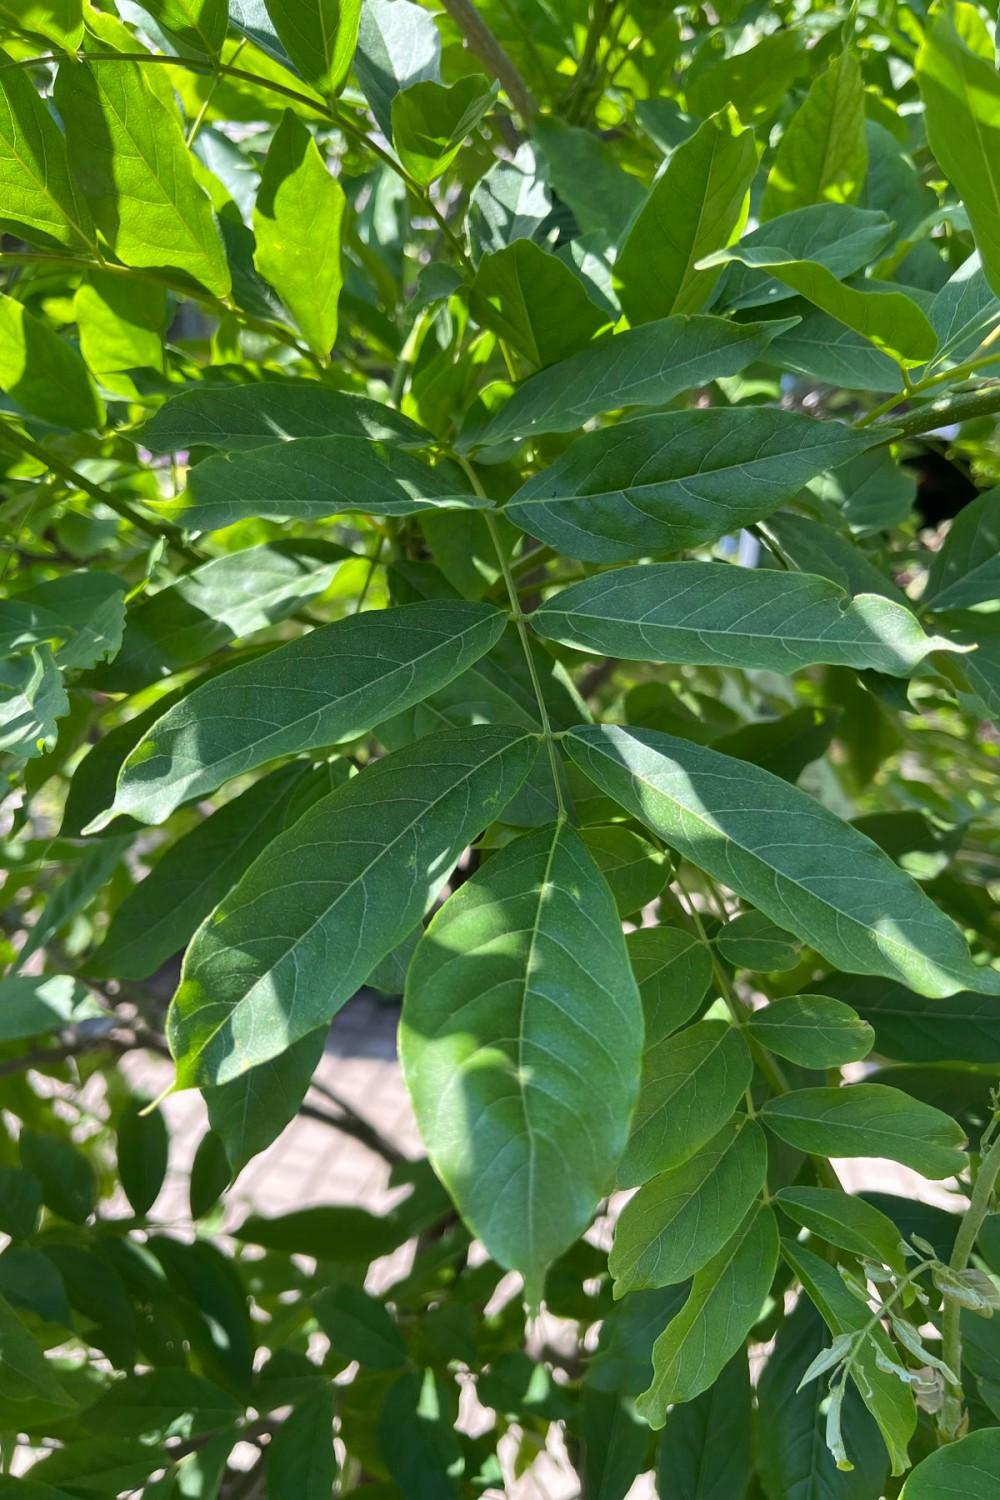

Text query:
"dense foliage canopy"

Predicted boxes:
[[3, 0, 1000, 1495]]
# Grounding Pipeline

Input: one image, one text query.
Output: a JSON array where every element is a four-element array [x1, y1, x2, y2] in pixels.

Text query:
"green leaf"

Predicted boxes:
[[392, 76, 496, 186], [137, 380, 428, 453], [757, 1298, 888, 1500], [89, 764, 317, 979], [0, 45, 93, 249], [378, 1369, 461, 1500], [97, 600, 507, 826], [533, 116, 646, 238], [116, 1100, 168, 1219], [716, 912, 799, 972], [635, 1204, 778, 1427], [711, 705, 841, 784], [923, 485, 1000, 611], [719, 203, 895, 310], [19, 1130, 96, 1224], [655, 1353, 752, 1500], [705, 248, 938, 365], [579, 1389, 648, 1500], [54, 24, 230, 297], [0, 1294, 73, 1410], [263, 0, 360, 91], [253, 111, 345, 358], [313, 1284, 406, 1369], [188, 1130, 229, 1220], [619, 1019, 751, 1189], [0, 1169, 42, 1240], [687, 26, 807, 122], [460, 314, 796, 450], [901, 1429, 1000, 1498], [102, 540, 351, 692], [470, 240, 609, 368], [0, 293, 104, 429], [0, 974, 102, 1042], [0, 648, 68, 756], [74, 272, 166, 398], [0, 572, 127, 671], [763, 51, 867, 217], [563, 724, 1000, 998], [532, 562, 953, 676], [401, 822, 642, 1296], [917, 5, 1000, 298], [579, 824, 670, 918], [138, 0, 227, 55], [164, 436, 483, 531], [205, 1028, 326, 1175], [821, 974, 1000, 1064], [506, 410, 873, 562], [808, 448, 917, 537], [89, 1368, 241, 1438], [761, 1084, 967, 1178], [168, 724, 537, 1086], [930, 251, 1000, 363], [266, 1385, 336, 1499], [614, 108, 756, 324], [749, 995, 875, 1067], [764, 297, 904, 391], [354, 0, 440, 136], [775, 1187, 906, 1274], [234, 1205, 404, 1259], [782, 1239, 915, 1476], [0, 0, 82, 47], [25, 1439, 165, 1495], [626, 927, 713, 1045], [609, 1116, 766, 1296]]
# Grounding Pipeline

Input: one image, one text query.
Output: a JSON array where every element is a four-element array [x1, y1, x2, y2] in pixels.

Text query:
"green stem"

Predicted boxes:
[[868, 385, 1000, 443], [940, 1127, 1000, 1440], [453, 454, 566, 818], [0, 425, 199, 562]]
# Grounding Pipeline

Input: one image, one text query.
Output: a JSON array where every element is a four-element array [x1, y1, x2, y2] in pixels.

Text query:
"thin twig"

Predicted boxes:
[[436, 0, 537, 123]]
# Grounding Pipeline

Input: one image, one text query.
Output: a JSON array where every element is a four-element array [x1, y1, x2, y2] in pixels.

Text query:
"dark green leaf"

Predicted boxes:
[[506, 410, 873, 562], [636, 1204, 777, 1427], [775, 1187, 906, 1273], [655, 1353, 751, 1500], [716, 912, 800, 972], [564, 724, 1000, 997], [610, 1116, 767, 1294], [0, 293, 103, 429], [98, 600, 507, 826], [924, 485, 1000, 611], [749, 995, 875, 1067], [116, 1100, 168, 1218], [614, 108, 756, 324], [0, 974, 103, 1042], [401, 822, 642, 1296], [168, 725, 538, 1085], [19, 1130, 96, 1224], [625, 927, 714, 1046], [761, 1084, 967, 1178], [618, 1019, 751, 1188], [470, 240, 609, 368], [461, 314, 796, 450], [533, 561, 954, 674], [313, 1284, 406, 1369], [266, 1384, 337, 1498]]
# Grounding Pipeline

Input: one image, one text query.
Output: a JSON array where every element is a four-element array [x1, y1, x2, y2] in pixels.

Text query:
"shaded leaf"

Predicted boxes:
[[749, 995, 875, 1067], [563, 724, 1000, 998], [401, 822, 642, 1297], [761, 1084, 967, 1178]]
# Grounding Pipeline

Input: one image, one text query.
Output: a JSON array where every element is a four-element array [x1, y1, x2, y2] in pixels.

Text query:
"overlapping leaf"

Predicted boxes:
[[167, 725, 538, 1086], [97, 600, 507, 825], [564, 725, 1000, 998], [401, 822, 642, 1296], [505, 409, 872, 562]]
